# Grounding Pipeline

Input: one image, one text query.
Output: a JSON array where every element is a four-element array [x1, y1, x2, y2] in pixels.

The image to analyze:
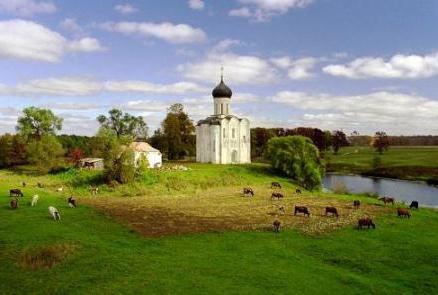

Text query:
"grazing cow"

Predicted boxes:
[[397, 208, 411, 218], [10, 198, 18, 209], [358, 217, 375, 229], [294, 206, 310, 217], [379, 196, 395, 205], [295, 188, 302, 194], [325, 206, 339, 217], [48, 206, 61, 221], [273, 220, 281, 233], [271, 192, 284, 200], [271, 182, 281, 189], [31, 195, 39, 207], [353, 200, 361, 209], [56, 186, 64, 192], [409, 201, 419, 210], [68, 196, 77, 208], [22, 182, 26, 187], [243, 187, 254, 197], [9, 189, 23, 197], [37, 182, 44, 188], [278, 206, 286, 214], [90, 187, 99, 195]]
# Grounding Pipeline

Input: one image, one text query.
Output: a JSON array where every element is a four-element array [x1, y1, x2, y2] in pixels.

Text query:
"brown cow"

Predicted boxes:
[[397, 208, 411, 218], [358, 217, 376, 229], [353, 200, 360, 209], [294, 206, 310, 217], [9, 189, 23, 197], [10, 198, 18, 209], [271, 192, 284, 200], [271, 182, 281, 189], [273, 220, 281, 233], [379, 196, 395, 205], [243, 187, 254, 197], [325, 206, 339, 217]]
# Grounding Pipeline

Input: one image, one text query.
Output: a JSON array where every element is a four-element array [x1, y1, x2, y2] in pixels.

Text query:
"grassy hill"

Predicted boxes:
[[0, 164, 437, 294], [327, 146, 438, 182]]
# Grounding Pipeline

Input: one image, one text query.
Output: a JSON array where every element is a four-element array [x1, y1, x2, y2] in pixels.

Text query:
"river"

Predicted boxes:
[[323, 173, 438, 207]]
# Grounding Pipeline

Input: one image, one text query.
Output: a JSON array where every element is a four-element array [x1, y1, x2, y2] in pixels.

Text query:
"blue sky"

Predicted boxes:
[[0, 0, 437, 135]]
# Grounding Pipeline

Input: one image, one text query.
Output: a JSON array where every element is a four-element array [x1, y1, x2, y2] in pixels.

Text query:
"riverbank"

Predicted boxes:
[[326, 146, 438, 184]]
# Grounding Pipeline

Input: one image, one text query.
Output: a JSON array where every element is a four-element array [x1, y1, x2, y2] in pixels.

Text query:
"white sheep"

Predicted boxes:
[[48, 206, 61, 221], [56, 186, 64, 192], [31, 195, 39, 207]]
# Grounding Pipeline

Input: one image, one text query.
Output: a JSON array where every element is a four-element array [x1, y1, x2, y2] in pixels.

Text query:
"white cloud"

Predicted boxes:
[[114, 3, 137, 14], [0, 19, 105, 62], [105, 81, 207, 94], [0, 77, 207, 97], [178, 52, 278, 85], [100, 21, 207, 44], [67, 37, 106, 52], [272, 91, 438, 134], [323, 52, 438, 79], [271, 56, 317, 80], [230, 0, 313, 21], [60, 18, 83, 35], [212, 39, 243, 52], [188, 0, 204, 10], [0, 0, 56, 16]]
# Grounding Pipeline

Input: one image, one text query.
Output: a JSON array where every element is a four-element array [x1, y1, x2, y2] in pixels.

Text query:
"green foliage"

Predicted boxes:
[[26, 135, 65, 173], [16, 107, 63, 140], [372, 131, 390, 154], [372, 154, 383, 169], [160, 103, 195, 160], [265, 136, 323, 190], [332, 130, 349, 154], [97, 109, 148, 139]]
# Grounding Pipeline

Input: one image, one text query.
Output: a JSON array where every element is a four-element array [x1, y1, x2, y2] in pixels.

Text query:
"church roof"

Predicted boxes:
[[212, 77, 232, 98], [197, 115, 244, 126]]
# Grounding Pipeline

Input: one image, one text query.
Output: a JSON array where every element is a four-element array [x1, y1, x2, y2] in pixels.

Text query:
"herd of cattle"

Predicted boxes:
[[8, 183, 80, 221], [6, 180, 420, 232], [243, 181, 420, 232]]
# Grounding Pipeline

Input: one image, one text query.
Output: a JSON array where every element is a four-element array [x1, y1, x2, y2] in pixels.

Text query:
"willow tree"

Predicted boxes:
[[265, 136, 324, 190]]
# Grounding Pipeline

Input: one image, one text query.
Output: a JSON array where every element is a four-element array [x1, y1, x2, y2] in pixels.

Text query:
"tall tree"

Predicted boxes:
[[162, 103, 195, 160], [332, 130, 349, 154], [265, 136, 324, 190], [371, 131, 390, 154], [97, 109, 148, 139], [16, 107, 63, 140], [26, 135, 65, 173]]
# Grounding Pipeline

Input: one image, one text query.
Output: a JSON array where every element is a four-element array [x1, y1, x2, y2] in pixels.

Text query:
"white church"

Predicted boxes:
[[196, 74, 251, 164]]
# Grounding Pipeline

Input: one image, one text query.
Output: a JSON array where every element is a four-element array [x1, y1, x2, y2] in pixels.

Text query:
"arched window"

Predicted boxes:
[[223, 128, 226, 138], [232, 128, 235, 138], [221, 104, 223, 114]]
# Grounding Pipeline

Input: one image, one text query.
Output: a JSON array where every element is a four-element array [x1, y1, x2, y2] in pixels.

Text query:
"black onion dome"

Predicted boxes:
[[212, 78, 232, 98]]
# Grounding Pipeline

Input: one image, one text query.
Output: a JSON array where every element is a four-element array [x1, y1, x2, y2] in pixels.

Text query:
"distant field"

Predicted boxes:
[[327, 146, 438, 181], [1, 164, 438, 294]]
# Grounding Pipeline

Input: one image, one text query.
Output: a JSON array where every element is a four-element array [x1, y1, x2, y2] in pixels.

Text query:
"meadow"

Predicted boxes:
[[1, 164, 438, 294], [327, 146, 438, 182]]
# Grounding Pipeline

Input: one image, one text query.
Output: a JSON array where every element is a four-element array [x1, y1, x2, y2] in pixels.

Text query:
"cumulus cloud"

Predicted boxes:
[[188, 0, 204, 10], [271, 56, 317, 80], [0, 19, 105, 62], [178, 52, 278, 85], [272, 91, 438, 134], [60, 18, 83, 35], [100, 21, 207, 44], [230, 0, 313, 21], [323, 52, 438, 79], [0, 0, 56, 16], [114, 3, 137, 14]]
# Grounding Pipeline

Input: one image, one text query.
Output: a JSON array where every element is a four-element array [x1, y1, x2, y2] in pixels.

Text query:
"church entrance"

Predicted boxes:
[[231, 150, 238, 163]]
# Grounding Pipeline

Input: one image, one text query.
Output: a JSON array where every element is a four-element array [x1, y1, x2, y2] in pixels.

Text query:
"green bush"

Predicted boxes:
[[265, 136, 324, 190]]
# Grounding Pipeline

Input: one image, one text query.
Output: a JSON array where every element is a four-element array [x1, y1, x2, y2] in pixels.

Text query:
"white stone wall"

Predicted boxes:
[[196, 116, 251, 164], [134, 151, 162, 168]]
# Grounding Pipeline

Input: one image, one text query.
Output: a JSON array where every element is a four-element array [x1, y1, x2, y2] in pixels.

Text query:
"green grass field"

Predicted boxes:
[[1, 164, 438, 294], [327, 146, 438, 182]]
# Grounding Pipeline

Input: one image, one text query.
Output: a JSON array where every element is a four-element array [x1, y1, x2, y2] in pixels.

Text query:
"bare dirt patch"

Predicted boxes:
[[85, 186, 389, 237]]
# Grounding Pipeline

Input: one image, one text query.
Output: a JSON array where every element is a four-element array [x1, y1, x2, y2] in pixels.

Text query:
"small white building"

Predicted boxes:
[[196, 75, 251, 164], [130, 142, 162, 168]]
